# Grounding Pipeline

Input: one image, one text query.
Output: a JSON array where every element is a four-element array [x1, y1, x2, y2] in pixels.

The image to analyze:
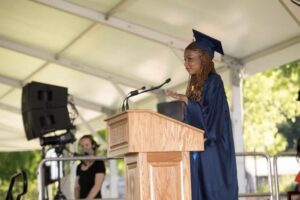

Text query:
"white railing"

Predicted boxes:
[[273, 152, 298, 200], [236, 152, 274, 199], [37, 152, 299, 200]]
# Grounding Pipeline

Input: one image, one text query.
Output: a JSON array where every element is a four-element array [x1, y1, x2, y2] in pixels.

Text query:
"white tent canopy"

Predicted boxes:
[[0, 0, 299, 152]]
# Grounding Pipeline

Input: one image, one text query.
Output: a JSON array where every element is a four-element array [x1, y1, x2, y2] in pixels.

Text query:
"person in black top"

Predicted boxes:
[[74, 135, 105, 199]]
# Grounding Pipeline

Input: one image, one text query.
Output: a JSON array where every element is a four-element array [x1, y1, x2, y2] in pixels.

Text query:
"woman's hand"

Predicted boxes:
[[165, 90, 188, 104]]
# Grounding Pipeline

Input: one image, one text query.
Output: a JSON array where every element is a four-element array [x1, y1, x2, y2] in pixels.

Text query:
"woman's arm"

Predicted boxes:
[[165, 90, 188, 104], [86, 173, 105, 199], [74, 176, 80, 200]]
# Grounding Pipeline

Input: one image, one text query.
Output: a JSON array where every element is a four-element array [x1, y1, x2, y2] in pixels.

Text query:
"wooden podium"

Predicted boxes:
[[105, 110, 204, 200]]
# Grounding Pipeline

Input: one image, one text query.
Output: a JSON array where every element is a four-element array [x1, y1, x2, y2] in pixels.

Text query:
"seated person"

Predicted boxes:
[[74, 135, 105, 200]]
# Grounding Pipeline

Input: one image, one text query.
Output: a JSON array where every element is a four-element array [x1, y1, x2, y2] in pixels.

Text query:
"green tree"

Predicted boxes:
[[0, 150, 40, 181], [243, 60, 300, 155], [0, 150, 41, 199], [277, 116, 300, 151]]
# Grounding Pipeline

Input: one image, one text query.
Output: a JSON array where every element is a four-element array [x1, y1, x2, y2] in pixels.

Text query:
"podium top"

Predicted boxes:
[[105, 109, 204, 157]]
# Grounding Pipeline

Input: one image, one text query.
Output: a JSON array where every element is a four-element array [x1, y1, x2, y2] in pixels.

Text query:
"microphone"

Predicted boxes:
[[122, 86, 146, 111], [138, 78, 171, 95], [129, 86, 146, 96], [122, 78, 171, 111]]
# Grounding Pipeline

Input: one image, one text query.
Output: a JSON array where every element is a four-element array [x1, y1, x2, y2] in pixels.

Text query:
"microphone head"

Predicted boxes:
[[165, 78, 171, 83]]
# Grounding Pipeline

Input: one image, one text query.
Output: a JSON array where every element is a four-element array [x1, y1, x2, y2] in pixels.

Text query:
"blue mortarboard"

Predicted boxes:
[[192, 29, 224, 58]]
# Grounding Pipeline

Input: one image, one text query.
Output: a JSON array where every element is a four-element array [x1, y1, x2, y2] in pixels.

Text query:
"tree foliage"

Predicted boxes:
[[243, 60, 300, 155], [277, 116, 300, 151], [0, 150, 41, 199], [0, 150, 40, 181]]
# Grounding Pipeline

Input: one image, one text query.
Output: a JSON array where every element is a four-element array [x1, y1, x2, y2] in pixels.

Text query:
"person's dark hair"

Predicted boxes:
[[185, 42, 216, 101]]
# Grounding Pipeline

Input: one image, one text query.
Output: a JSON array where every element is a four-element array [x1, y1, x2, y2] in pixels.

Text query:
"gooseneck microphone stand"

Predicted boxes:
[[122, 86, 146, 111], [122, 78, 171, 111]]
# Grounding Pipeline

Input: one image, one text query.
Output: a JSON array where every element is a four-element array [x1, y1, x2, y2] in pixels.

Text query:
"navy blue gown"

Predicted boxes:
[[184, 73, 238, 200]]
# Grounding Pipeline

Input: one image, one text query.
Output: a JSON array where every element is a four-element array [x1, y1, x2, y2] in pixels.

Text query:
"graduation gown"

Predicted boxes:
[[184, 73, 238, 200]]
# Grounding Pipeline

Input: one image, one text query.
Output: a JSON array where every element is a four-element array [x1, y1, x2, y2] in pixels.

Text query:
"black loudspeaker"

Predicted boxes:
[[157, 100, 185, 121], [22, 82, 68, 112], [22, 82, 72, 140]]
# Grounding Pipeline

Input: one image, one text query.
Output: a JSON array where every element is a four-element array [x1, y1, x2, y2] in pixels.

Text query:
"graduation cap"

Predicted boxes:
[[192, 29, 224, 58]]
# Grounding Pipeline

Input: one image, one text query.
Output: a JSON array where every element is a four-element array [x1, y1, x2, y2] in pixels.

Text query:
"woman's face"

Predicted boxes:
[[79, 138, 93, 155], [184, 50, 202, 75]]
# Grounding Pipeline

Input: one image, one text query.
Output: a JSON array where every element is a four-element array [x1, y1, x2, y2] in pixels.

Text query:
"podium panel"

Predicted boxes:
[[125, 152, 191, 200]]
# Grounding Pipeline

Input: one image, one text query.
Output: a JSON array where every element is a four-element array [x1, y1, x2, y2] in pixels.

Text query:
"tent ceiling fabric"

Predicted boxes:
[[0, 0, 299, 152]]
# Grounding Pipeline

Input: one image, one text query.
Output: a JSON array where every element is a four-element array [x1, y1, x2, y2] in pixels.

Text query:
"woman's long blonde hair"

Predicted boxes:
[[185, 42, 216, 101]]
